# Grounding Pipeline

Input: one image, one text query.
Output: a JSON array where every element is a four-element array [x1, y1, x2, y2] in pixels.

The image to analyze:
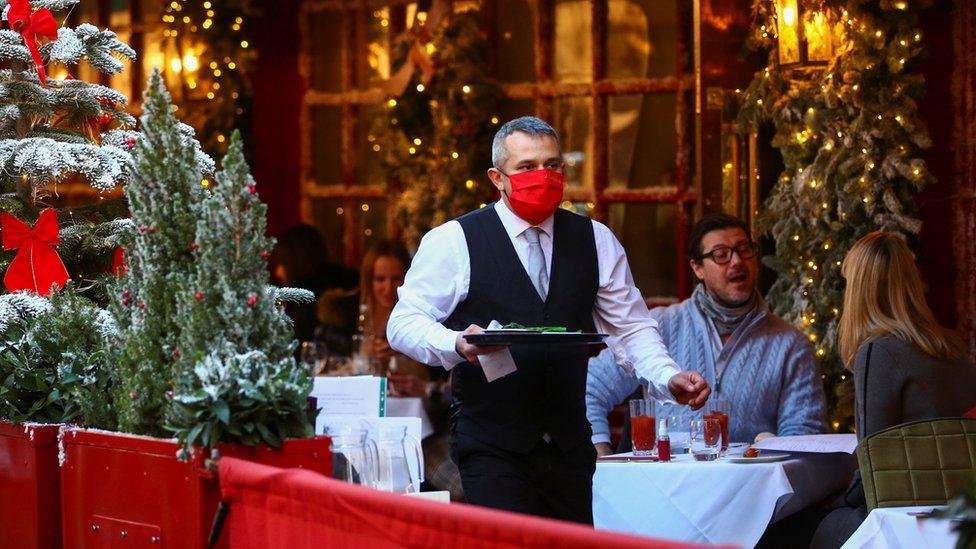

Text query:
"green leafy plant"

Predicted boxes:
[[937, 471, 976, 549], [0, 284, 114, 426]]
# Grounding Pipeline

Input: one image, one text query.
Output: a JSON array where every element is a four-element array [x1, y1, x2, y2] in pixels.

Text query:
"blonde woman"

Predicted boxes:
[[810, 231, 976, 548]]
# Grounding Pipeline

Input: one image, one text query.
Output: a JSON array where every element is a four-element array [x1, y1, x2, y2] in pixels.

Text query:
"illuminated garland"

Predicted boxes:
[[372, 11, 503, 248], [160, 0, 257, 156], [738, 0, 933, 429]]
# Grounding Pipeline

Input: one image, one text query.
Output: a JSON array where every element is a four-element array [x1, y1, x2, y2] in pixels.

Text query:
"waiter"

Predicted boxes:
[[388, 116, 709, 524]]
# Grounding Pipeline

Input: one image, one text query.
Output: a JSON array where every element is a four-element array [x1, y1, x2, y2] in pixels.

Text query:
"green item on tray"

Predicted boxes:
[[501, 322, 579, 333]]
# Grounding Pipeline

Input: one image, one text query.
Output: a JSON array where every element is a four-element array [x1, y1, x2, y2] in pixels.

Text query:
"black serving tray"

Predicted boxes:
[[463, 330, 608, 346]]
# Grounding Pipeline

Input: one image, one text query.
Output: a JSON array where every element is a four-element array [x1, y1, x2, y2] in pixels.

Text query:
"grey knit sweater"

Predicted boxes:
[[587, 297, 827, 444]]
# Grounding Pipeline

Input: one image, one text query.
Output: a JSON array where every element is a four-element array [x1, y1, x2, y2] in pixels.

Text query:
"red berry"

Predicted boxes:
[[122, 297, 130, 306], [138, 302, 145, 310], [125, 137, 136, 150], [98, 97, 114, 107], [123, 289, 131, 299], [247, 184, 257, 195], [147, 227, 156, 234], [260, 250, 271, 260], [246, 295, 258, 307], [138, 225, 146, 233], [172, 349, 180, 359], [190, 242, 199, 251], [195, 292, 203, 301], [166, 390, 174, 399]]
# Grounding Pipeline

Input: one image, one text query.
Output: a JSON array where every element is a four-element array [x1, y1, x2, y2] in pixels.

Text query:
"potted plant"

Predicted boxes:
[[59, 70, 329, 549], [0, 0, 141, 544]]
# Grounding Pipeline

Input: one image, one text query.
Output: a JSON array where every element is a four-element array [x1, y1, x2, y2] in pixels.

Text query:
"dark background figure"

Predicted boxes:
[[271, 223, 358, 343]]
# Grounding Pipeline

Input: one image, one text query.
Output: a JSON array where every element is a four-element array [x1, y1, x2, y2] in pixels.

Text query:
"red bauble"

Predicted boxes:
[[260, 250, 270, 260], [246, 184, 257, 195], [172, 349, 180, 360], [246, 295, 258, 308], [138, 225, 146, 233], [190, 242, 199, 251], [147, 227, 156, 234], [138, 302, 145, 310], [195, 291, 203, 301], [125, 137, 136, 150]]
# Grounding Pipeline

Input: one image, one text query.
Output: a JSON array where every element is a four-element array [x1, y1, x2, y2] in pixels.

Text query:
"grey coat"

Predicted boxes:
[[811, 334, 976, 549]]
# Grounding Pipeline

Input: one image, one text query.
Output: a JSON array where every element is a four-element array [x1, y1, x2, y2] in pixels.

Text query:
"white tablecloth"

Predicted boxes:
[[593, 452, 856, 547], [841, 506, 959, 549], [386, 397, 434, 439]]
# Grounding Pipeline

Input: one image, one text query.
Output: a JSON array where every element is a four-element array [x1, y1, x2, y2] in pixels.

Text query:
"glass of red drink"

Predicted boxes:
[[705, 399, 731, 453], [629, 399, 657, 456], [691, 417, 722, 461]]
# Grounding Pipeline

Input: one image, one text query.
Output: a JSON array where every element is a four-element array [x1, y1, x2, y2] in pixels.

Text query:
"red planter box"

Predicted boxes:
[[60, 428, 331, 548], [0, 421, 63, 549]]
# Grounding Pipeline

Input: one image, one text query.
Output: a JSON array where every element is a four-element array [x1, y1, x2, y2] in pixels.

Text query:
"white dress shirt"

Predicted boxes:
[[387, 200, 681, 400]]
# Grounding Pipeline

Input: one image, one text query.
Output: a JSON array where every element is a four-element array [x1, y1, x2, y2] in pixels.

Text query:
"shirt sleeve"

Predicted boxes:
[[587, 348, 642, 444], [775, 336, 828, 436], [590, 221, 681, 401], [387, 221, 469, 370]]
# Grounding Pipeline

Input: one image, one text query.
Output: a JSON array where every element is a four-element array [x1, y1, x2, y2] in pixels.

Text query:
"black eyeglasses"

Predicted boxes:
[[699, 242, 756, 265]]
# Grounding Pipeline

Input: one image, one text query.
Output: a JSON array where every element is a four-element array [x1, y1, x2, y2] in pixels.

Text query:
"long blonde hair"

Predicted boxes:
[[838, 231, 960, 368]]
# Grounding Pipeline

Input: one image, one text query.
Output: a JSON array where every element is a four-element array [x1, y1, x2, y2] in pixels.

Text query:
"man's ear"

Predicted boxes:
[[487, 168, 505, 193], [689, 258, 705, 283]]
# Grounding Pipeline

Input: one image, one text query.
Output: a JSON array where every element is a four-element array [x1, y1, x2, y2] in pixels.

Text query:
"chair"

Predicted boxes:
[[856, 417, 976, 510]]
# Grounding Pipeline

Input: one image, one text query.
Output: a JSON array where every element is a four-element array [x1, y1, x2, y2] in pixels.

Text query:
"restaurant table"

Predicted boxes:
[[593, 451, 857, 547], [386, 397, 434, 439], [841, 506, 958, 549]]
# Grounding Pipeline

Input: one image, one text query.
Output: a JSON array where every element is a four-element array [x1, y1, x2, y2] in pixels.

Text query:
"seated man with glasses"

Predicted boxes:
[[587, 213, 827, 455]]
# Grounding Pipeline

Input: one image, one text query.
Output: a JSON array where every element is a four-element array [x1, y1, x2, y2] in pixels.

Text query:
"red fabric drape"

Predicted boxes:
[[218, 457, 719, 549]]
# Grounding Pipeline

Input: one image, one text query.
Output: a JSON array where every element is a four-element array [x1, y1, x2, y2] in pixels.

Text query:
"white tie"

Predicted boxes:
[[524, 227, 548, 300]]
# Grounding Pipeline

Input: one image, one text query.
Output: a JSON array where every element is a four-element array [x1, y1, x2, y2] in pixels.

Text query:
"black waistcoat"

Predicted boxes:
[[445, 204, 599, 453]]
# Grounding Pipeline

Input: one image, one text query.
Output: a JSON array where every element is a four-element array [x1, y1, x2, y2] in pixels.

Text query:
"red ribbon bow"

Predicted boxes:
[[7, 0, 58, 86], [2, 209, 69, 295]]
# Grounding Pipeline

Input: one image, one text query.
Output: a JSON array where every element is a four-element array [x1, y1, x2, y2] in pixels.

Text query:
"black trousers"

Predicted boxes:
[[450, 432, 597, 525]]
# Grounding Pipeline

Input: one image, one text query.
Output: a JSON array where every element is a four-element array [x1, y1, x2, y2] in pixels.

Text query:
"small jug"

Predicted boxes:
[[374, 425, 424, 493], [327, 425, 379, 488]]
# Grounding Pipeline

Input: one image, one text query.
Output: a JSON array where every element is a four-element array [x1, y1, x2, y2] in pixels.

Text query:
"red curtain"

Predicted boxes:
[[218, 457, 717, 549]]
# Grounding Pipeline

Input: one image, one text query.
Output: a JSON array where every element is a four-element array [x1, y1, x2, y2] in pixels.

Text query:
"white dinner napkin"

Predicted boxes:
[[478, 320, 517, 382]]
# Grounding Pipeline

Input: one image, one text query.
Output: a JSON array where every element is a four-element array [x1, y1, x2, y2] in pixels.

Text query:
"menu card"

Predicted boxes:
[[753, 434, 857, 454], [312, 375, 387, 418]]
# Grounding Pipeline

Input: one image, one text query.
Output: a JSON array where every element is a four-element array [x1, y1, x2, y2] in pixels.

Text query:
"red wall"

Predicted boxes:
[[916, 2, 958, 328], [251, 0, 303, 236]]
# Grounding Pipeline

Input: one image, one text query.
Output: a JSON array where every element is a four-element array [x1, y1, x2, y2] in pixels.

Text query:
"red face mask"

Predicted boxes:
[[503, 168, 565, 225]]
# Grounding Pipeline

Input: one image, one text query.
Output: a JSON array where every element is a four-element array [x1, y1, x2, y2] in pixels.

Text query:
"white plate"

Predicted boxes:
[[725, 453, 791, 463]]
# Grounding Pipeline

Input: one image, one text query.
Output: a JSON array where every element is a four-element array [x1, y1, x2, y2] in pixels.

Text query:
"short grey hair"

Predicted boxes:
[[491, 116, 560, 169]]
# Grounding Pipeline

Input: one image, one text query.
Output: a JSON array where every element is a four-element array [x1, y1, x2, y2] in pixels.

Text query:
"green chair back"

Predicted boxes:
[[856, 417, 976, 510]]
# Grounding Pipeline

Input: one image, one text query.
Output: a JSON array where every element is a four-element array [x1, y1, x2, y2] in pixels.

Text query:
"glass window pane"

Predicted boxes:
[[609, 203, 677, 296], [554, 0, 591, 83], [495, 0, 535, 83], [313, 198, 348, 265], [358, 199, 388, 252], [608, 93, 677, 187], [140, 28, 166, 88], [365, 9, 391, 87], [310, 12, 344, 92], [139, 0, 164, 24], [497, 98, 536, 127], [110, 0, 131, 27], [312, 106, 344, 185], [110, 30, 133, 97], [608, 0, 678, 79], [357, 104, 387, 185], [552, 97, 592, 189]]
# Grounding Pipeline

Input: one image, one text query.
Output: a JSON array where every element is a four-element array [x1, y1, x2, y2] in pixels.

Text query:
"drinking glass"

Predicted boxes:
[[691, 417, 722, 461], [629, 399, 657, 456], [667, 415, 692, 454], [705, 398, 731, 452]]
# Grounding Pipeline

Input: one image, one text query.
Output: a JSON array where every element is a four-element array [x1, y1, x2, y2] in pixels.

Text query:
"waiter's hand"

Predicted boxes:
[[668, 371, 711, 410], [455, 324, 507, 365], [594, 442, 613, 457]]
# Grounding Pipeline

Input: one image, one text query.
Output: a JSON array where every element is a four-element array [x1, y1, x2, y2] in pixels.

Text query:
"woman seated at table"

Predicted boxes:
[[810, 231, 976, 548], [318, 239, 461, 500]]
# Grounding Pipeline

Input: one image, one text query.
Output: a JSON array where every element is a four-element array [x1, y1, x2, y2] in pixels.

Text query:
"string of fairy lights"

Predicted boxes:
[[159, 0, 255, 154]]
